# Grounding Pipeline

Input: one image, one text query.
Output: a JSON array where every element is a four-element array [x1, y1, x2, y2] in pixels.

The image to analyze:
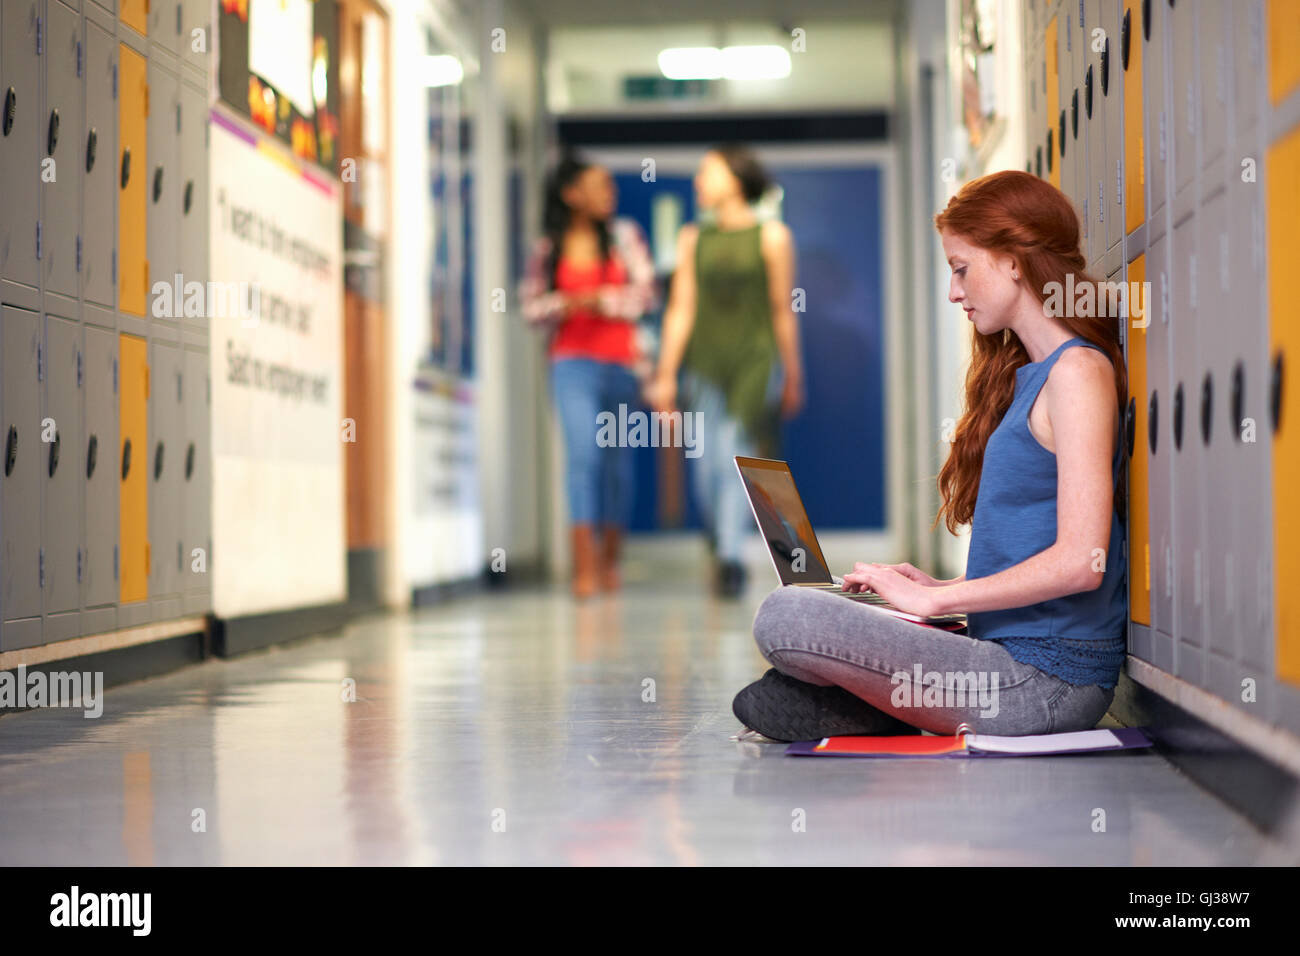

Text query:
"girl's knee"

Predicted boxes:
[[752, 587, 813, 657]]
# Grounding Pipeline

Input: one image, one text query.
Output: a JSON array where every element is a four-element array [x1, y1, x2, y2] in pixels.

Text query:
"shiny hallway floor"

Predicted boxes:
[[0, 556, 1286, 865]]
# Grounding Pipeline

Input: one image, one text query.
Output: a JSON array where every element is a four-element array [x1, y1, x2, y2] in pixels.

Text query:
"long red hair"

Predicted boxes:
[[932, 170, 1127, 535]]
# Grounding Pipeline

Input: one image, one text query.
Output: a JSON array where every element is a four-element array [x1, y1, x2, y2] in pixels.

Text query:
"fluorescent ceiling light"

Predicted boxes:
[[421, 55, 464, 87], [658, 47, 722, 80], [720, 45, 791, 80], [657, 45, 792, 81]]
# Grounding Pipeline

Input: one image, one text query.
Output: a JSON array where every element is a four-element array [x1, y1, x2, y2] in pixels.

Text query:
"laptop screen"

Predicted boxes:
[[734, 456, 835, 586]]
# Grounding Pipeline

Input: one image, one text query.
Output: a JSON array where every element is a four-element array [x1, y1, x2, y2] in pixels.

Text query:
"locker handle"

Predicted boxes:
[[47, 108, 59, 156], [1058, 110, 1066, 156], [1125, 396, 1137, 458], [184, 180, 194, 215], [121, 437, 132, 480], [1101, 38, 1110, 96], [1047, 131, 1054, 171], [48, 429, 60, 478], [185, 442, 195, 480], [1148, 390, 1159, 454], [1121, 9, 1131, 70], [121, 147, 131, 189], [152, 166, 164, 204], [2, 87, 14, 136], [1085, 67, 1094, 119], [1230, 363, 1244, 443], [1172, 382, 1184, 450], [1271, 351, 1284, 434], [1071, 89, 1079, 139], [153, 441, 164, 481], [1199, 372, 1213, 446], [1143, 0, 1152, 42], [1036, 145, 1043, 178], [86, 127, 97, 173], [87, 434, 98, 479], [4, 426, 15, 476]]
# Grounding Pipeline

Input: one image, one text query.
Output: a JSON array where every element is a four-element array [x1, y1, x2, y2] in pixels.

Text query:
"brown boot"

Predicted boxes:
[[598, 525, 622, 591], [571, 524, 599, 599]]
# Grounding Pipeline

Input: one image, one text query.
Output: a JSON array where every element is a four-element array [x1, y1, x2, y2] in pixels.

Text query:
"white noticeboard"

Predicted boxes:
[[208, 116, 345, 618]]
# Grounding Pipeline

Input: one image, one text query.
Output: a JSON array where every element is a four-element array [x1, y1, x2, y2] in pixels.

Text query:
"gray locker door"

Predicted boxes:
[[1198, 193, 1235, 702], [1084, 0, 1106, 263], [82, 18, 116, 309], [0, 0, 42, 288], [181, 347, 209, 607], [148, 339, 182, 599], [1169, 0, 1197, 199], [1146, 231, 1175, 671], [2, 305, 42, 622], [42, 312, 81, 614], [42, 0, 83, 299], [88, 0, 115, 17], [1199, 0, 1228, 177], [1233, 0, 1263, 139], [178, 82, 208, 332], [1057, 12, 1078, 210], [1171, 213, 1203, 686], [82, 323, 117, 608], [146, 62, 180, 321], [1144, 0, 1169, 217], [181, 0, 209, 73], [1102, 0, 1123, 250], [149, 0, 183, 58]]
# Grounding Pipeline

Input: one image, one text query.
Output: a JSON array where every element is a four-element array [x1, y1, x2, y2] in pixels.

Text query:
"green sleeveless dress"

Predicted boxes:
[[683, 223, 780, 455]]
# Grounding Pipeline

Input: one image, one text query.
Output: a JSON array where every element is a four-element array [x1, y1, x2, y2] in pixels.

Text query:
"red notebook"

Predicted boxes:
[[785, 727, 1152, 758]]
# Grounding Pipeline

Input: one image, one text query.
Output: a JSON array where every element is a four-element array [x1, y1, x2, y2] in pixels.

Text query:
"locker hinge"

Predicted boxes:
[[177, 370, 183, 402], [77, 548, 83, 583], [77, 349, 83, 387], [177, 540, 182, 571], [36, 221, 42, 261], [1115, 160, 1122, 208], [76, 235, 82, 272], [113, 357, 118, 394], [113, 63, 118, 99], [77, 41, 82, 78], [36, 16, 42, 55], [1097, 180, 1104, 223], [176, 3, 182, 35], [37, 341, 44, 382], [1066, 14, 1071, 51], [39, 549, 45, 589], [176, 102, 181, 134], [146, 541, 151, 576], [114, 545, 119, 581]]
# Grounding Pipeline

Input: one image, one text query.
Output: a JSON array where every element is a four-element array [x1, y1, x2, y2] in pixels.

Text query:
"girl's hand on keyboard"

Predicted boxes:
[[841, 565, 942, 617], [847, 561, 942, 588]]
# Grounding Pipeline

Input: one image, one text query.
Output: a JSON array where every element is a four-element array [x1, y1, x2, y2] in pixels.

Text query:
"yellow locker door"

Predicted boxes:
[[121, 0, 149, 36], [1046, 15, 1060, 191], [1268, 0, 1300, 106], [119, 45, 148, 317], [1127, 254, 1151, 625], [119, 333, 150, 604], [1269, 125, 1300, 684], [1122, 0, 1145, 234]]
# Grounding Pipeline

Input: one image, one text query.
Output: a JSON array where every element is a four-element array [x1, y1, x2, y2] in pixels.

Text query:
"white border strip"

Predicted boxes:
[[1126, 655, 1300, 778], [0, 618, 209, 671]]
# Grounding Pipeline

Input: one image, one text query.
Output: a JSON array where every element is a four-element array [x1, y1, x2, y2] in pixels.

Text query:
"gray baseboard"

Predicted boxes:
[[212, 602, 350, 657]]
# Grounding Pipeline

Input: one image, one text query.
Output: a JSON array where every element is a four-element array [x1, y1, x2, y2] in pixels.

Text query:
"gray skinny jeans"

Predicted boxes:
[[752, 587, 1116, 736]]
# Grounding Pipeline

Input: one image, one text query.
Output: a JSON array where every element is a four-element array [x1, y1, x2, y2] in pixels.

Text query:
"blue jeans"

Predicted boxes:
[[682, 368, 779, 562], [550, 358, 640, 527]]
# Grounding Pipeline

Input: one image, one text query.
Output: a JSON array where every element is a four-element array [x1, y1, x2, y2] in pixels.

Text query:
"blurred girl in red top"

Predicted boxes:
[[520, 155, 658, 597]]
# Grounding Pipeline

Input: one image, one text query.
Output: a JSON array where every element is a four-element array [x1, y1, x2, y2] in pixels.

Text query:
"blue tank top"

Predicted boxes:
[[965, 336, 1128, 688]]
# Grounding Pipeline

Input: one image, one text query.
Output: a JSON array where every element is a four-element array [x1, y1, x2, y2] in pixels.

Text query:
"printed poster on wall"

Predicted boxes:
[[208, 111, 345, 617]]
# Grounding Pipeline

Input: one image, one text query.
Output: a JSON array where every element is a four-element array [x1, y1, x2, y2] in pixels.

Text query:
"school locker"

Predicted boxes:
[[1101, 0, 1122, 250], [1084, 0, 1107, 263], [43, 0, 83, 300], [1199, 0, 1228, 180], [1267, 0, 1300, 106], [1142, 0, 1168, 219], [178, 81, 208, 332], [1046, 13, 1061, 190], [1232, 1, 1262, 140], [118, 331, 148, 606], [118, 42, 148, 316], [1170, 212, 1204, 687], [83, 18, 116, 309], [0, 0, 42, 290], [1224, 171, 1271, 711], [88, 0, 113, 14], [1197, 191, 1237, 704], [146, 60, 179, 319], [42, 313, 82, 641], [148, 0, 183, 58], [1168, 0, 1197, 202], [1268, 124, 1300, 688], [1056, 10, 1079, 209], [181, 0, 208, 73], [1145, 230, 1174, 671], [147, 338, 182, 615], [119, 0, 146, 35], [81, 317, 118, 622], [1125, 253, 1151, 632], [181, 347, 209, 613], [1121, 0, 1145, 234], [1, 305, 42, 647]]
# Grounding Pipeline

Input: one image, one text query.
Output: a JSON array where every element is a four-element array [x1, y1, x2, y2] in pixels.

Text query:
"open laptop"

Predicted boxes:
[[734, 456, 968, 629]]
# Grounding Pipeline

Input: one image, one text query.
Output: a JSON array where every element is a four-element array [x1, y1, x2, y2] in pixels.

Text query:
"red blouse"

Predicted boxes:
[[548, 257, 638, 365]]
